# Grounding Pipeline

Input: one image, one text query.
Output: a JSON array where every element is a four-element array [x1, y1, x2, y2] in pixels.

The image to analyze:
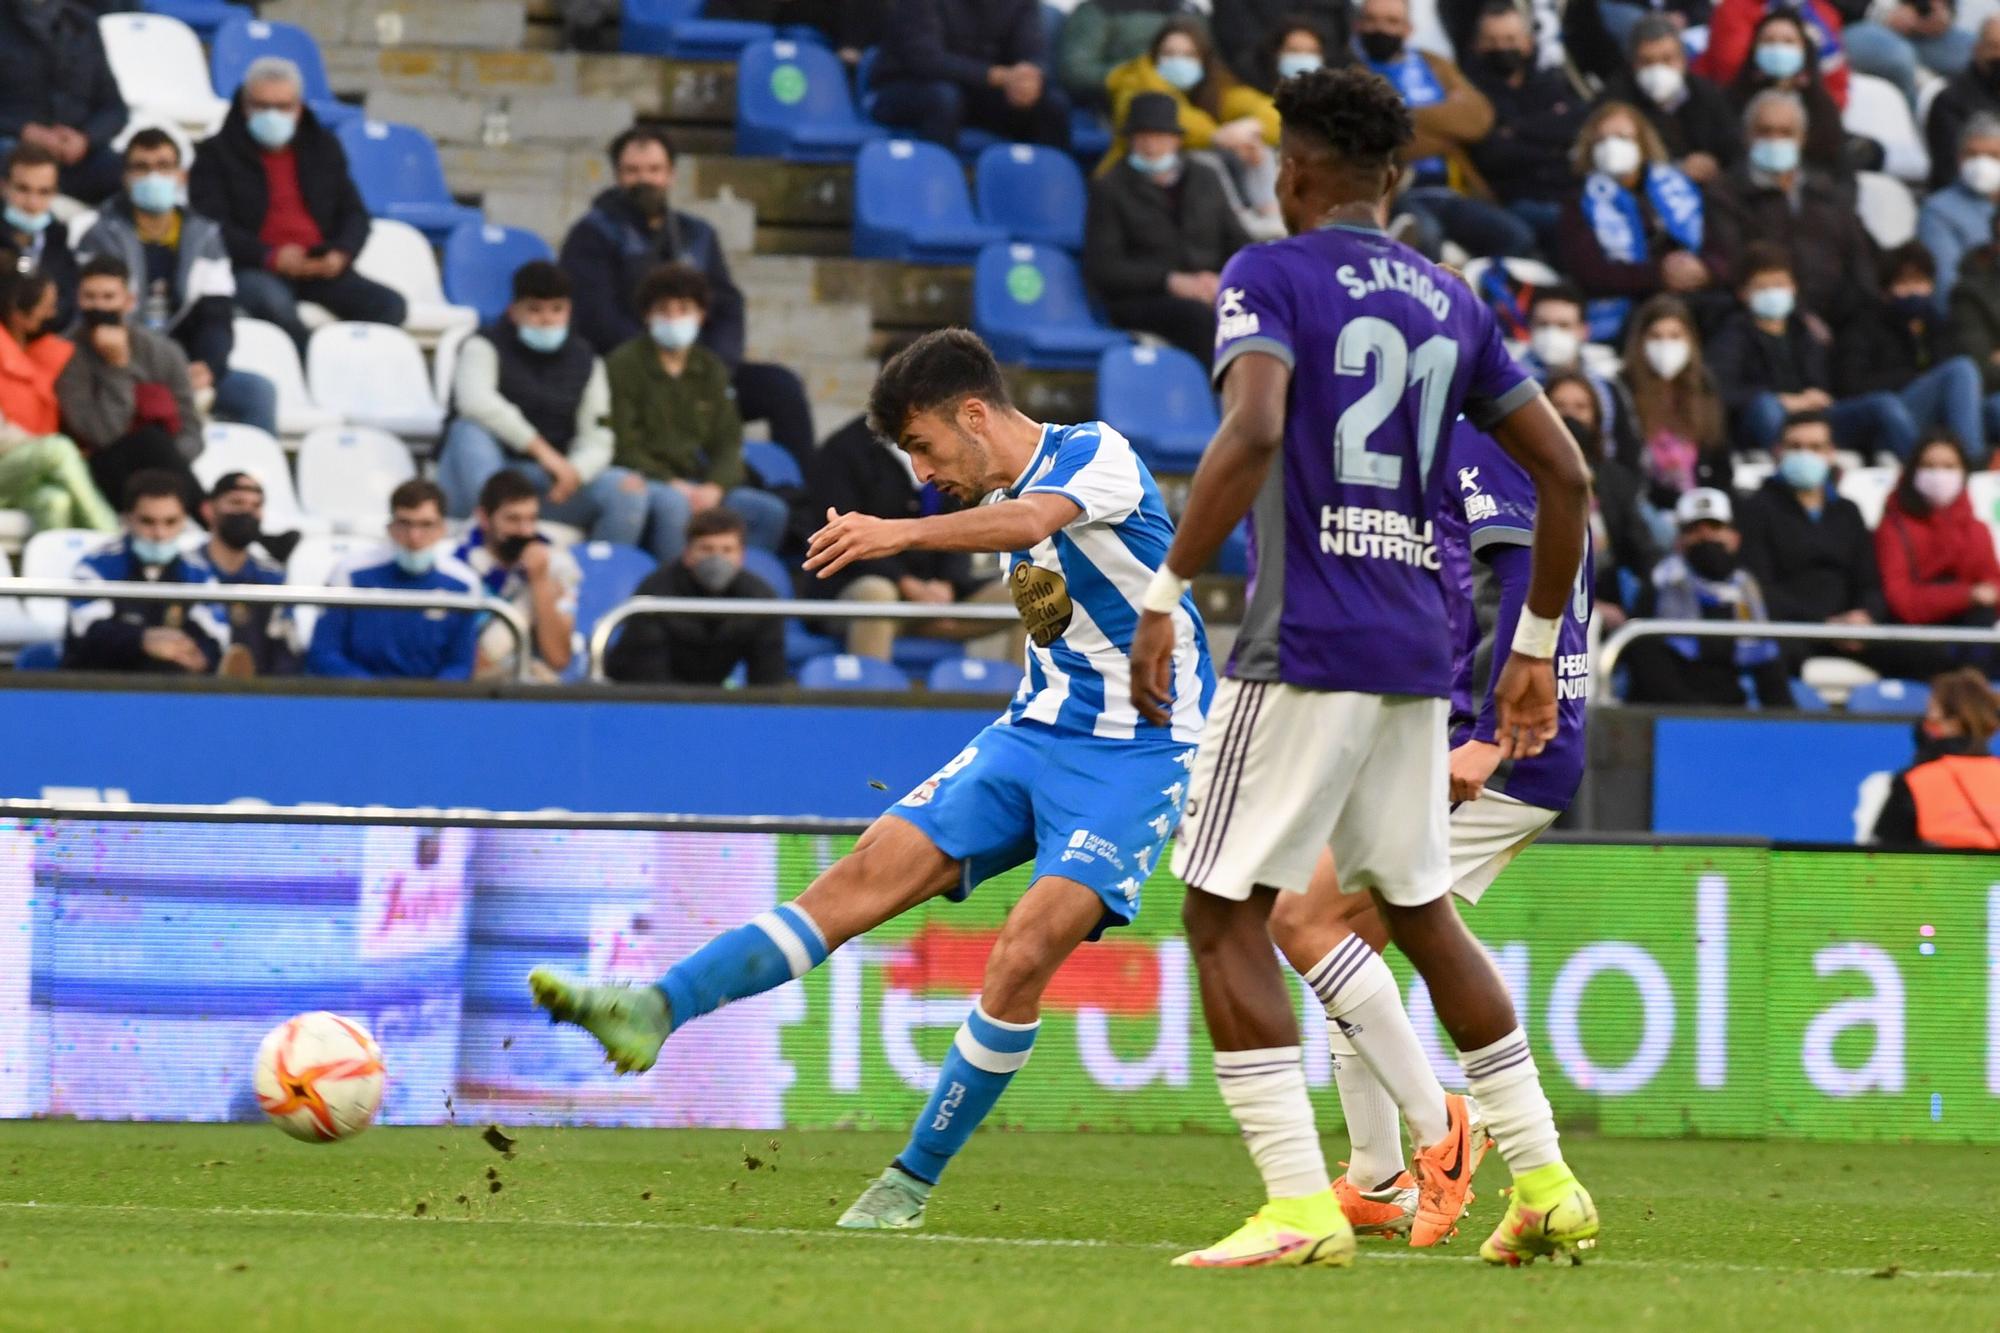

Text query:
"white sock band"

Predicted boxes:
[[1309, 937, 1450, 1147], [1327, 1023, 1405, 1190], [1459, 1027, 1561, 1174], [1214, 1046, 1331, 1200]]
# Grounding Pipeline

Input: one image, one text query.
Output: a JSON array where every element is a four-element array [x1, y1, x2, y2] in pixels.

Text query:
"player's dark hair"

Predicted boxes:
[[867, 327, 1012, 440], [477, 468, 540, 515], [122, 468, 186, 513], [390, 478, 447, 516], [122, 127, 183, 167], [80, 254, 132, 285], [1273, 65, 1412, 173], [636, 261, 710, 315], [608, 125, 675, 167], [511, 260, 570, 303]]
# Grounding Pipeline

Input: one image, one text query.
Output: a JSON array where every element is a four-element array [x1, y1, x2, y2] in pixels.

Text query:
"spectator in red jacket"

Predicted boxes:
[[1874, 431, 2000, 672]]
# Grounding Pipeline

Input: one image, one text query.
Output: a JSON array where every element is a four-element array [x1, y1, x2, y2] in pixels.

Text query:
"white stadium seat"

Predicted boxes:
[[18, 528, 112, 638], [1854, 171, 1918, 250], [194, 423, 328, 535], [0, 509, 30, 548], [231, 318, 342, 438], [432, 320, 473, 409], [305, 323, 445, 441], [1969, 470, 2000, 556], [1733, 459, 1775, 493], [0, 548, 46, 651], [284, 532, 386, 647], [351, 218, 479, 346], [1836, 465, 1897, 529], [295, 425, 417, 532], [98, 14, 229, 138], [1844, 73, 1929, 185]]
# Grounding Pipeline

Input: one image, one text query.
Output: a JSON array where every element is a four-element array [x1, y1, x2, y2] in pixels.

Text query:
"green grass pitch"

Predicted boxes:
[[1, 1122, 1995, 1331]]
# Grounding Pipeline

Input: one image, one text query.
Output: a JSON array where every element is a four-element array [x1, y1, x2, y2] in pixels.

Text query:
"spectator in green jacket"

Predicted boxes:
[[1057, 1, 1189, 108], [604, 263, 788, 564]]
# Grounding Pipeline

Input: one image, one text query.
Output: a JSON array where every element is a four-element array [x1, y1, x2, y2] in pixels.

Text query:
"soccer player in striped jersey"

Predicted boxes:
[[1127, 66, 1599, 1270], [528, 328, 1214, 1230]]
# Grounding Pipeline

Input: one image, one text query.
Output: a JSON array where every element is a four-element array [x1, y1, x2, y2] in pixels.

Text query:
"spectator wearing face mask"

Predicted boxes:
[[604, 506, 786, 686], [1083, 92, 1251, 361], [1463, 1, 1593, 251], [1874, 433, 2000, 660], [1872, 667, 2000, 848], [1703, 0, 1850, 109], [1918, 115, 2000, 307], [1927, 14, 2000, 190], [0, 264, 112, 535], [306, 479, 481, 680], [1834, 241, 1986, 463], [1211, 0, 1348, 86], [1056, 0, 1186, 108], [63, 468, 227, 674], [1618, 294, 1731, 548], [1546, 369, 1660, 629], [452, 469, 582, 682], [1249, 15, 1338, 93], [1520, 283, 1640, 459], [4, 143, 78, 329], [605, 263, 789, 565], [1103, 19, 1281, 225], [200, 470, 295, 677], [1718, 8, 1856, 176], [1606, 13, 1745, 186], [1623, 486, 1794, 707]]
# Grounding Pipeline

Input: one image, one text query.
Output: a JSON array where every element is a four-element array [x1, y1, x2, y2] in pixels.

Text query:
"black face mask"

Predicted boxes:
[[1481, 49, 1528, 79], [623, 183, 668, 220], [1359, 31, 1404, 63], [1683, 538, 1737, 581], [1559, 414, 1602, 463], [79, 307, 122, 329], [1890, 293, 1934, 322], [214, 512, 261, 551], [494, 533, 535, 565]]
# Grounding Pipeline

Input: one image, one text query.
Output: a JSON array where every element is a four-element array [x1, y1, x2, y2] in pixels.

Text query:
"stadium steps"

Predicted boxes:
[[266, 0, 529, 51]]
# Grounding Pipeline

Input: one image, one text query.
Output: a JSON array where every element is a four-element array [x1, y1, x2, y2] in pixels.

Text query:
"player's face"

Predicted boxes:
[[897, 402, 995, 504]]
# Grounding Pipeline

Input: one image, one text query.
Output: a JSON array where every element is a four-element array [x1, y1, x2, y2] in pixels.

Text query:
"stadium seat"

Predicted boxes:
[[295, 426, 418, 532], [974, 242, 1128, 370], [210, 16, 360, 125], [284, 532, 382, 645], [1787, 677, 1831, 711], [1854, 171, 1918, 250], [742, 440, 804, 491], [929, 657, 1025, 694], [0, 508, 28, 549], [335, 120, 483, 243], [19, 529, 111, 639], [798, 652, 910, 691], [1969, 470, 2000, 553], [564, 540, 657, 681], [99, 13, 230, 137], [737, 40, 886, 162], [741, 546, 837, 668], [1215, 519, 1249, 576], [230, 317, 341, 437], [1097, 343, 1219, 474], [306, 323, 446, 441], [351, 218, 479, 344], [975, 144, 1087, 251], [854, 139, 1007, 264], [442, 223, 555, 322], [12, 641, 62, 671], [1845, 73, 1929, 185], [432, 321, 473, 410], [0, 548, 44, 652], [622, 0, 774, 59], [1837, 465, 1897, 529], [890, 635, 964, 673], [1849, 678, 1931, 714], [1733, 458, 1775, 493], [1069, 109, 1114, 163], [143, 0, 250, 40], [193, 423, 322, 535], [739, 546, 798, 599]]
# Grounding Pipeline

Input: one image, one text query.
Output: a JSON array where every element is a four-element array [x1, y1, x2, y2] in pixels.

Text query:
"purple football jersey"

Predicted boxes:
[[1214, 224, 1540, 697], [1440, 423, 1592, 812]]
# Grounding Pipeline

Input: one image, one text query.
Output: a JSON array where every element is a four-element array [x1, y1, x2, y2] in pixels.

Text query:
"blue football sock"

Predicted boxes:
[[657, 902, 828, 1030], [894, 1005, 1040, 1185]]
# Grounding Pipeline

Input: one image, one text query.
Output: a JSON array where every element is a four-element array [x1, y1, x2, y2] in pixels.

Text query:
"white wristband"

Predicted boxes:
[[1511, 610, 1560, 659], [1142, 567, 1190, 615]]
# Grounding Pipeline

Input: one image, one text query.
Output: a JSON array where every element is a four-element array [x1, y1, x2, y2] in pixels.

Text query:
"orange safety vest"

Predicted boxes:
[[1906, 754, 2000, 850]]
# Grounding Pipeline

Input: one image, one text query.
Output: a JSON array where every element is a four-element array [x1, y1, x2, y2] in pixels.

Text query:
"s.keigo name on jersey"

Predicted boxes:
[[1212, 225, 1541, 697]]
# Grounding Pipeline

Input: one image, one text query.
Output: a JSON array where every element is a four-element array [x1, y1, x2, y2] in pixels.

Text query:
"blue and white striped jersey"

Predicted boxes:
[[998, 421, 1214, 745]]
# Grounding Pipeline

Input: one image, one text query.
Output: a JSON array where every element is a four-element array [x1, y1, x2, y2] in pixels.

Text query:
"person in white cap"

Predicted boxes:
[[1623, 486, 1794, 707]]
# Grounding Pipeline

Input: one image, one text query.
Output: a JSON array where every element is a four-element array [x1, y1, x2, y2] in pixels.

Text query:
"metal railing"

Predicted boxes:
[[586, 597, 1022, 682], [1595, 618, 2000, 703], [0, 579, 536, 682]]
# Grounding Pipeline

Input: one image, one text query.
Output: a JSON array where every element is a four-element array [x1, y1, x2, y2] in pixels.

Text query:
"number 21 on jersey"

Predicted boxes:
[[1333, 316, 1459, 490]]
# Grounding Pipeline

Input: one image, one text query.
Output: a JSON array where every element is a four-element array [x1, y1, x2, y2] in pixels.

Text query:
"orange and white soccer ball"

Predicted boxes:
[[253, 1011, 386, 1142]]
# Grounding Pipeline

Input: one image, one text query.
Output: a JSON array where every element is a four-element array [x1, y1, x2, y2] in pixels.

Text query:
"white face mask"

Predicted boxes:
[[1914, 466, 1966, 507], [1592, 133, 1643, 178], [1529, 324, 1582, 369], [1635, 62, 1685, 105], [1962, 153, 2000, 196], [1645, 336, 1692, 380]]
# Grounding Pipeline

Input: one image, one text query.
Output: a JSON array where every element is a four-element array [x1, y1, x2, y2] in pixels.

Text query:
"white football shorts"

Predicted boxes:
[[1446, 789, 1560, 905]]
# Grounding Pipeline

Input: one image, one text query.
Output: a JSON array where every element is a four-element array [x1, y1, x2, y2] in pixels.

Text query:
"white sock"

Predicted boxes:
[[1327, 1024, 1405, 1190], [1305, 936, 1449, 1147], [1214, 1046, 1331, 1200], [1459, 1027, 1561, 1174]]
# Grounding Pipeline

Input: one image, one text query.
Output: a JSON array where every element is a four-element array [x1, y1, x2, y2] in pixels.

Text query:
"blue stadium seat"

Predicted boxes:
[[738, 40, 885, 162], [563, 541, 656, 682], [210, 16, 360, 125], [1070, 109, 1114, 162], [1096, 343, 1218, 473], [954, 127, 1004, 161], [891, 636, 963, 673], [622, 0, 773, 59], [975, 144, 1086, 250], [740, 546, 799, 599], [974, 242, 1128, 370], [442, 222, 555, 322], [144, 0, 250, 40], [335, 120, 482, 243], [854, 139, 1006, 263], [743, 440, 804, 491], [13, 642, 61, 671], [738, 547, 834, 671], [1215, 520, 1249, 576], [1848, 678, 1931, 714], [1788, 677, 1831, 712], [798, 652, 911, 691], [929, 657, 1025, 694]]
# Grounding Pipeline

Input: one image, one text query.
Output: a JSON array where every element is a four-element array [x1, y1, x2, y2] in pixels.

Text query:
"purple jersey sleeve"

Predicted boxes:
[[1458, 299, 1541, 432], [1211, 245, 1298, 385]]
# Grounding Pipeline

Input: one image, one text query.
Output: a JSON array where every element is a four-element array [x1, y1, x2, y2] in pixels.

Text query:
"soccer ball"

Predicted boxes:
[[253, 1011, 386, 1143]]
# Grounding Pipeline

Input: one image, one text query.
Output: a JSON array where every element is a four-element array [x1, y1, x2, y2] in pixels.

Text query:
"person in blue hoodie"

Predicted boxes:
[[306, 478, 481, 680]]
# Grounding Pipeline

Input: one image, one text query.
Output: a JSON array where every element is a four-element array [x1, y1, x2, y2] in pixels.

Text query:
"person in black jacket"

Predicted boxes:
[[604, 507, 786, 686], [1463, 1, 1591, 252], [1833, 241, 1987, 463], [3, 143, 80, 330], [1926, 15, 2000, 190], [557, 127, 815, 470], [1082, 92, 1251, 360], [869, 0, 1072, 149], [0, 0, 127, 204], [1606, 13, 1744, 186], [188, 57, 406, 354]]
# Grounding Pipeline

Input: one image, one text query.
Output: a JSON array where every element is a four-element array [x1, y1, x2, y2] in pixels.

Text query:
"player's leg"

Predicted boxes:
[[839, 875, 1105, 1230]]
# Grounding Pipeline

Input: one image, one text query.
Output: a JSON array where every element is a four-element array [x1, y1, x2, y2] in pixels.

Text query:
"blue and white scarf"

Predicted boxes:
[[1651, 552, 1779, 667], [1581, 164, 1704, 341], [1363, 46, 1447, 185]]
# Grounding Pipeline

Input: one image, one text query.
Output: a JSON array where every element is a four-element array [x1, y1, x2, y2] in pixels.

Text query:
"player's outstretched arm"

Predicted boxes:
[[805, 495, 1082, 578], [1131, 351, 1290, 725], [1487, 393, 1591, 760]]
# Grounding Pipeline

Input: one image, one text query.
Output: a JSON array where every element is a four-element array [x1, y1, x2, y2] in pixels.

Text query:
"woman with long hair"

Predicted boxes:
[[1619, 294, 1731, 546], [1874, 431, 2000, 652], [1722, 9, 1856, 175], [0, 265, 116, 532]]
